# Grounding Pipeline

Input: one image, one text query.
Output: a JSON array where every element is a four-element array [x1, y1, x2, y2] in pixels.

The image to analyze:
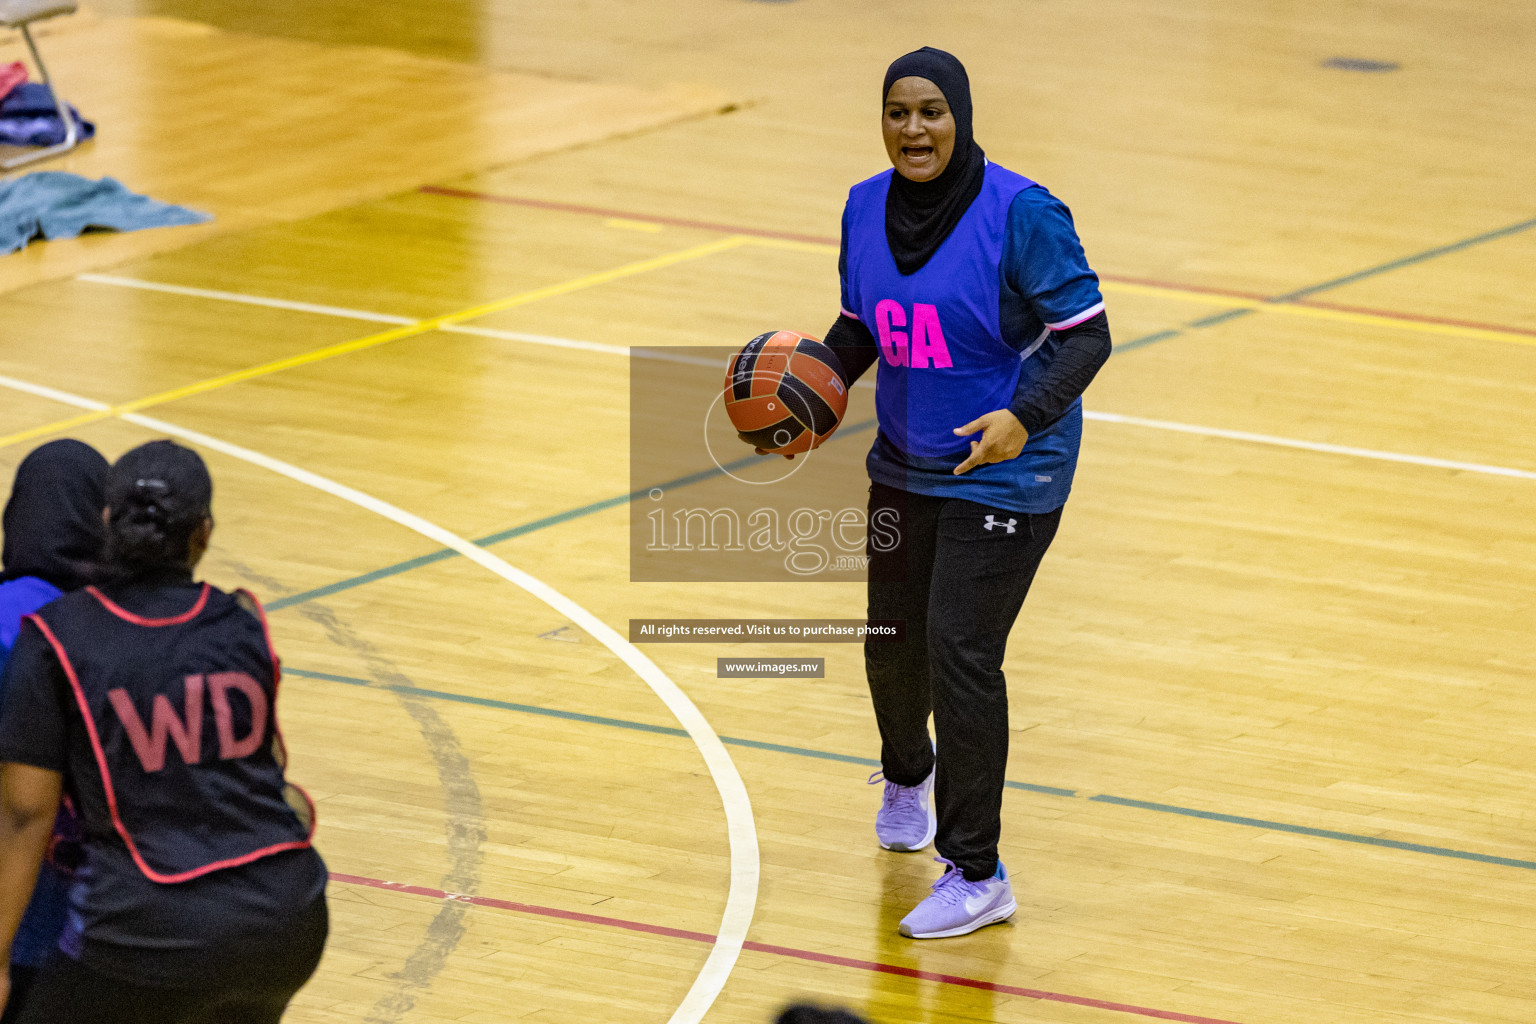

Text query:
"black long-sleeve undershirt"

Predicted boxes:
[[822, 312, 880, 386], [822, 310, 1113, 437]]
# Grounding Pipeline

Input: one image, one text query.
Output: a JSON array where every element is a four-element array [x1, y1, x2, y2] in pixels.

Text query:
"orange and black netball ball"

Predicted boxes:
[[724, 331, 848, 455]]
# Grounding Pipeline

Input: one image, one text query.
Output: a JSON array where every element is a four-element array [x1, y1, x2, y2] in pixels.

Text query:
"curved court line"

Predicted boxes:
[[333, 869, 1251, 1024], [118, 411, 760, 1024], [0, 375, 758, 1024], [8, 374, 1526, 871], [288, 666, 1536, 874], [252, 398, 1536, 615]]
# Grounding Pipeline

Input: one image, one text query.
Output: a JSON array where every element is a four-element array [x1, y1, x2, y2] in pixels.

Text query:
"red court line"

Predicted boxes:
[[1291, 298, 1536, 338], [328, 871, 716, 943], [1111, 274, 1536, 337], [1103, 272, 1269, 303], [421, 185, 1536, 339], [418, 185, 839, 247], [745, 941, 1246, 1024], [331, 871, 1249, 1024]]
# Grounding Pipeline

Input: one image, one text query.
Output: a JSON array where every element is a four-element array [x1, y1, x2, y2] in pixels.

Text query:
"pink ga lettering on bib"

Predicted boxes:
[[875, 300, 951, 369]]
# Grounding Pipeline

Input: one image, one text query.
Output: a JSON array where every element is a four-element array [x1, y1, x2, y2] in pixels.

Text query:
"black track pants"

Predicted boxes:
[[865, 481, 1062, 881], [14, 897, 327, 1024], [0, 966, 36, 1024]]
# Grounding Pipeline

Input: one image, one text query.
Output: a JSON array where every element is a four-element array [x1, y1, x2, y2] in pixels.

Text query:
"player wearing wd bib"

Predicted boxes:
[[0, 441, 326, 1024], [816, 49, 1112, 939], [27, 583, 312, 885]]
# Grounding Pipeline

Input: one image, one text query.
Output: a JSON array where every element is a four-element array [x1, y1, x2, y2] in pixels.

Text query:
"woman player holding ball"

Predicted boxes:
[[788, 47, 1113, 938]]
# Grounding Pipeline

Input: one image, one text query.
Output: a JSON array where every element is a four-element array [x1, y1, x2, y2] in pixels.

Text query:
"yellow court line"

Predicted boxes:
[[0, 236, 751, 452], [743, 236, 839, 256], [0, 410, 115, 452]]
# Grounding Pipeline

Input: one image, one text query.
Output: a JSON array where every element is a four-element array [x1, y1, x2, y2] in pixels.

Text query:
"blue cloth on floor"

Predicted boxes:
[[0, 82, 94, 147], [0, 172, 212, 255]]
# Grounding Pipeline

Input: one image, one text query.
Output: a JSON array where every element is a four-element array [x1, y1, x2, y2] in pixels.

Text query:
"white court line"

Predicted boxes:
[[447, 325, 860, 377], [77, 274, 418, 325], [444, 322, 631, 355], [1082, 411, 1536, 481], [0, 373, 109, 411], [73, 273, 1533, 479], [74, 275, 727, 367], [0, 372, 760, 1024]]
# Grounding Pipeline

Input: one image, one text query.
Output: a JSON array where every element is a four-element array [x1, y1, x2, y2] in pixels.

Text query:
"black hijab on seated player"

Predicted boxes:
[[102, 439, 214, 582], [882, 46, 987, 275], [0, 438, 109, 591]]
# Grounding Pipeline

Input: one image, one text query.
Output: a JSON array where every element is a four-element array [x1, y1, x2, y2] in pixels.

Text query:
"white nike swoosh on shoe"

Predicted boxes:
[[966, 889, 999, 915]]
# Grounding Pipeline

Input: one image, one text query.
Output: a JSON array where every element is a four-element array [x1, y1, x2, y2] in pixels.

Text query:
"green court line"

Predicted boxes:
[[1116, 211, 1536, 353], [1273, 215, 1536, 301], [287, 666, 1536, 871], [268, 217, 1536, 871], [285, 667, 692, 737], [1089, 795, 1536, 871], [269, 214, 1536, 607], [267, 418, 876, 612], [282, 667, 957, 771]]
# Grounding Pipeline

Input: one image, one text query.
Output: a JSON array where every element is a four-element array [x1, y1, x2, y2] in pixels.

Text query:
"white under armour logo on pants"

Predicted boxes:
[[983, 515, 1017, 534]]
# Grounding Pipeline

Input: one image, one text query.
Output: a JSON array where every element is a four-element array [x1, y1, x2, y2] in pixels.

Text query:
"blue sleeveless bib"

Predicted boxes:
[[843, 163, 1081, 513]]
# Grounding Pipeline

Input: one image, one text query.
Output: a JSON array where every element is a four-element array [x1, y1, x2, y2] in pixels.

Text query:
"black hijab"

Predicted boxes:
[[882, 47, 987, 275], [0, 439, 109, 591]]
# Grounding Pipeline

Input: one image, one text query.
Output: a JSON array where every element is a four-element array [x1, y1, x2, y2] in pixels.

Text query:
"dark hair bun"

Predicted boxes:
[[104, 441, 213, 574]]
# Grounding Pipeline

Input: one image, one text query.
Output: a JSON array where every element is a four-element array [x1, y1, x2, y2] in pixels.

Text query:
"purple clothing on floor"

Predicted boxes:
[[0, 82, 94, 147]]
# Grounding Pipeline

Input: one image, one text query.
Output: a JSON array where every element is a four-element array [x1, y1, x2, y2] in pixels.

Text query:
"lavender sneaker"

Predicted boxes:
[[870, 768, 936, 852], [898, 858, 1016, 939]]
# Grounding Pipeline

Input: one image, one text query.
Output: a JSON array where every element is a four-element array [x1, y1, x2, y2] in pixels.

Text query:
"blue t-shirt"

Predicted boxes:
[[840, 166, 1103, 514], [0, 575, 75, 970], [0, 577, 60, 656]]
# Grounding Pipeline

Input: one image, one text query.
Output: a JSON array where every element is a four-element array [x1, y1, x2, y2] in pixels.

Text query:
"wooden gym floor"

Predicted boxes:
[[2, 2, 1534, 1022]]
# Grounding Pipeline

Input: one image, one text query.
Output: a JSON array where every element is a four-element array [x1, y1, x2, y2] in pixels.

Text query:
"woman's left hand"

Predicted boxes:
[[952, 409, 1028, 475]]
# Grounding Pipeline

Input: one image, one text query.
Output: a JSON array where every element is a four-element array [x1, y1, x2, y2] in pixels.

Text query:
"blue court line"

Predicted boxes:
[[1114, 212, 1536, 353], [1089, 796, 1536, 871], [286, 667, 691, 736], [267, 214, 1536, 608], [284, 666, 968, 772], [287, 666, 1535, 871], [1272, 215, 1536, 301], [267, 418, 877, 612]]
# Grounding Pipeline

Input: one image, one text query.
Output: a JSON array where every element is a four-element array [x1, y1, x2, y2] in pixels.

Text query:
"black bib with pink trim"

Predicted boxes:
[[29, 585, 314, 884]]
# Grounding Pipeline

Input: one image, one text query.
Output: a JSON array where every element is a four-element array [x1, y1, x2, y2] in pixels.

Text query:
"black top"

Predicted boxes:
[[0, 578, 326, 987]]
